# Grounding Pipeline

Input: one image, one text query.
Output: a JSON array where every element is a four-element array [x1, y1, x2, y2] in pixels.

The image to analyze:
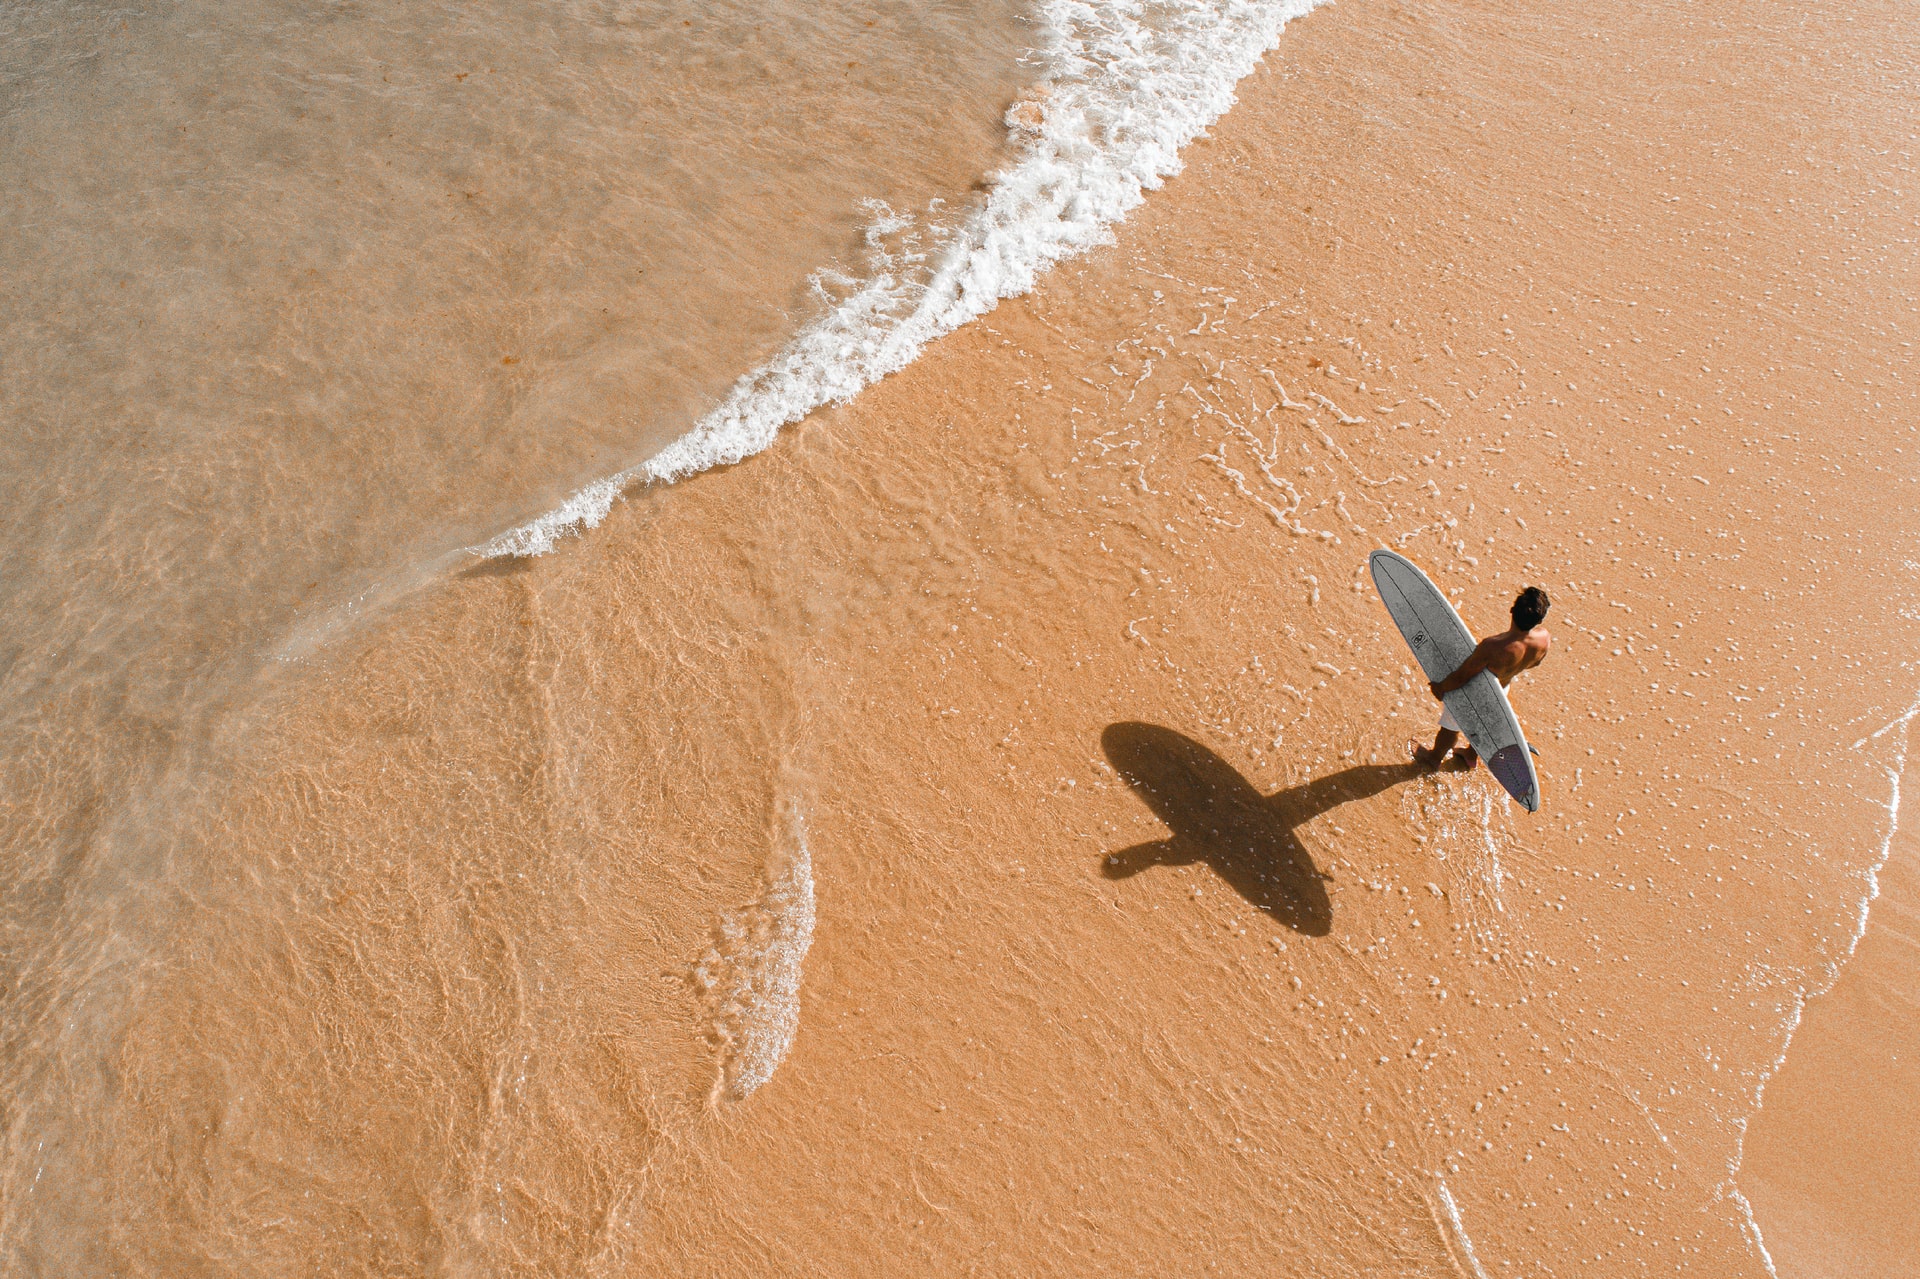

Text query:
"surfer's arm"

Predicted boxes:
[[1429, 638, 1500, 697]]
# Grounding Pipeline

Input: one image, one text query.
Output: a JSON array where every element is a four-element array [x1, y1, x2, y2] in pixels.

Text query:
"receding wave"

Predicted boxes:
[[479, 0, 1321, 558]]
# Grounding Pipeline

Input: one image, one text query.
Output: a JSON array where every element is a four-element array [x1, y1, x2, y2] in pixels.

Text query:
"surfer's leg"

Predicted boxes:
[[1414, 707, 1461, 768], [1413, 727, 1459, 767], [1442, 707, 1478, 767]]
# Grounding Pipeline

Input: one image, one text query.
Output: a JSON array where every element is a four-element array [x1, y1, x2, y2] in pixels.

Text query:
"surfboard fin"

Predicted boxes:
[[1528, 745, 1541, 757]]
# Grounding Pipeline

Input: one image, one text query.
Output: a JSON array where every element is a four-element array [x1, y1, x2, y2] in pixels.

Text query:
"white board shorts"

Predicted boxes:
[[1438, 703, 1461, 733]]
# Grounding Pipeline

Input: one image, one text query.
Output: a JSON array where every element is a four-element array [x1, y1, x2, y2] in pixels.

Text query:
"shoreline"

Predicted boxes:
[[1741, 702, 1920, 1277], [477, 0, 1324, 558]]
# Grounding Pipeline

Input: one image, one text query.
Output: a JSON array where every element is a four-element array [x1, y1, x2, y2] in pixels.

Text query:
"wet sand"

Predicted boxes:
[[1743, 836, 1920, 1279], [15, 0, 1918, 1272]]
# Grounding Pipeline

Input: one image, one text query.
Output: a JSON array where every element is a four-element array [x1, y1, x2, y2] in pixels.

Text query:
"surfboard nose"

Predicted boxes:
[[1487, 745, 1539, 813]]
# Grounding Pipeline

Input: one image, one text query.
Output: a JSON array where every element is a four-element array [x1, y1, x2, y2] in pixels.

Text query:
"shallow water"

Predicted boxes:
[[0, 0, 1034, 823], [1, 0, 1033, 1265]]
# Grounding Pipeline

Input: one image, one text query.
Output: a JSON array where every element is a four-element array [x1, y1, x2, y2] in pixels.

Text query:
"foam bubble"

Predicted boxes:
[[479, 0, 1323, 557]]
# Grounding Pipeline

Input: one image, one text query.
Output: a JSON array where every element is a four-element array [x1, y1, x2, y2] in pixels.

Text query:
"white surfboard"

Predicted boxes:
[[1368, 549, 1540, 812]]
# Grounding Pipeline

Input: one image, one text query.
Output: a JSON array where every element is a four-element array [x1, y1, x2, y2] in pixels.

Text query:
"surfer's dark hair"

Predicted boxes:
[[1512, 586, 1551, 629]]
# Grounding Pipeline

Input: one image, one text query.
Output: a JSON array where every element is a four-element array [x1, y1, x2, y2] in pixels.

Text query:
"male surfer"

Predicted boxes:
[[1414, 585, 1552, 769]]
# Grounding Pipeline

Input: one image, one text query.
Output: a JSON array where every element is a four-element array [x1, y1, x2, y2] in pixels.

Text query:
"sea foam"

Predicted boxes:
[[479, 0, 1321, 558], [1435, 1180, 1493, 1279], [694, 805, 817, 1100]]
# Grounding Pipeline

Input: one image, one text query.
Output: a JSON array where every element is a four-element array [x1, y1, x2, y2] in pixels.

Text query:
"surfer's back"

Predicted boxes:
[[1484, 624, 1550, 687]]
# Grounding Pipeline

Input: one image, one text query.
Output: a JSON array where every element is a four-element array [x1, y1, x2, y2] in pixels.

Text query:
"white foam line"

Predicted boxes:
[[1717, 692, 1920, 1277], [1435, 1179, 1492, 1279], [477, 0, 1323, 558]]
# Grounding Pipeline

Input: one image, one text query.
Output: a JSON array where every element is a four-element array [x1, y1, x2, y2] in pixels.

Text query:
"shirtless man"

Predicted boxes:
[[1414, 585, 1552, 769]]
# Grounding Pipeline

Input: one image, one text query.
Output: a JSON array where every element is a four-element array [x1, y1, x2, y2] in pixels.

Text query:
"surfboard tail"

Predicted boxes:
[[1487, 745, 1539, 813]]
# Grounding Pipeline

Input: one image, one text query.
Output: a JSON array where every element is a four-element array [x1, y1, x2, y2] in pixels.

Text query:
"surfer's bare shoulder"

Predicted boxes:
[[1513, 624, 1551, 670], [1486, 625, 1550, 684], [1430, 625, 1549, 697]]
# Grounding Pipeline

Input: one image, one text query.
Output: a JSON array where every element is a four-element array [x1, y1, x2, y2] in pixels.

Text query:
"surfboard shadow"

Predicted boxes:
[[1100, 722, 1422, 937]]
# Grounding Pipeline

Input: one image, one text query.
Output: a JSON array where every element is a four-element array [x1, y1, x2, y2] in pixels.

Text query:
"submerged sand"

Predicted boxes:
[[9, 0, 1918, 1273]]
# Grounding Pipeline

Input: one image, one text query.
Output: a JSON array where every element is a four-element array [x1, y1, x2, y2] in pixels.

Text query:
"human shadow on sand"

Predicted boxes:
[[1100, 722, 1423, 937]]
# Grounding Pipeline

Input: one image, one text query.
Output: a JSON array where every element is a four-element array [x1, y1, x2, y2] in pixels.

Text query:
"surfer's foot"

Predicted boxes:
[[1415, 727, 1463, 770], [1451, 746, 1479, 769]]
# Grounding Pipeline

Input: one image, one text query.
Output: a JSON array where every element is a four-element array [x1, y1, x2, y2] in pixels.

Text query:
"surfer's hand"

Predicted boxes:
[[1428, 680, 1446, 700]]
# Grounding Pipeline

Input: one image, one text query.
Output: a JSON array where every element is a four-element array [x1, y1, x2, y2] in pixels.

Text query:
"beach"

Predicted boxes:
[[3, 0, 1918, 1273]]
